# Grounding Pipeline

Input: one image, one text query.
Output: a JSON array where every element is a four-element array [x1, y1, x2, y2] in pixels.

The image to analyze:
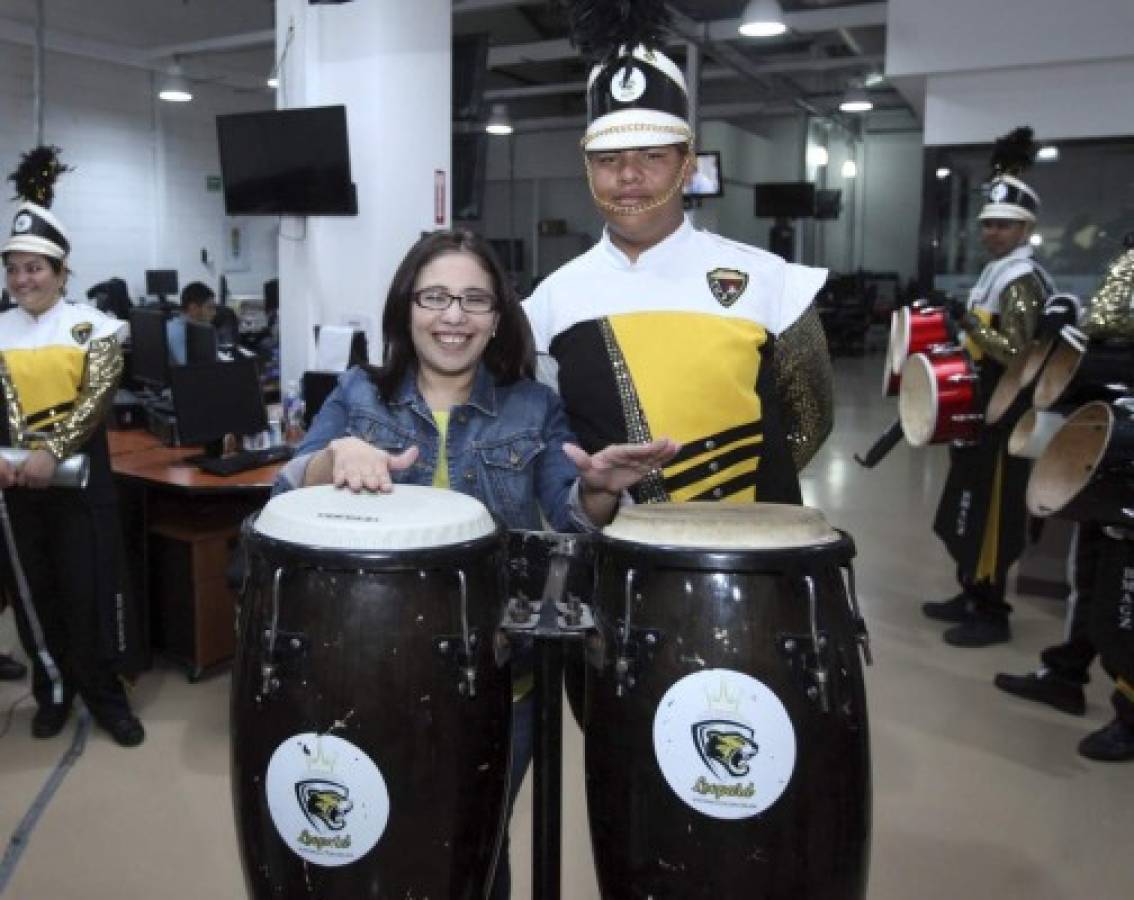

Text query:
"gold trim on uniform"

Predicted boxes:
[[773, 305, 833, 471], [963, 275, 1044, 366], [598, 318, 669, 502], [44, 335, 123, 460], [1082, 248, 1134, 340]]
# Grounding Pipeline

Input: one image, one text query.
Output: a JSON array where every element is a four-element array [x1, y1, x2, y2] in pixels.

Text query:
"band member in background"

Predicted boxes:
[[923, 127, 1054, 647], [0, 146, 143, 746], [525, 1, 834, 509]]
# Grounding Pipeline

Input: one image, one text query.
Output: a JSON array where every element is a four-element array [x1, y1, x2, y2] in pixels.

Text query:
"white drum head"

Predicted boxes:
[[890, 306, 912, 375], [1027, 402, 1111, 517], [985, 350, 1028, 425], [254, 484, 496, 550], [898, 353, 937, 447], [1033, 332, 1085, 410], [602, 502, 839, 550]]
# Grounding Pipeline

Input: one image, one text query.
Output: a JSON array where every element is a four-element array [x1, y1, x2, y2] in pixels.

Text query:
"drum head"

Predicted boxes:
[[602, 501, 840, 551], [1021, 335, 1055, 387], [898, 353, 937, 447], [253, 484, 496, 550], [1027, 402, 1111, 516], [1033, 335, 1084, 409], [890, 306, 912, 375], [985, 350, 1028, 425]]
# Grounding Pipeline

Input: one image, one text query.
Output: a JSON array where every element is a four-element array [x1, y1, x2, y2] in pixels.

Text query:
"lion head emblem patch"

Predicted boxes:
[[706, 268, 749, 307], [693, 720, 760, 778], [296, 779, 354, 832]]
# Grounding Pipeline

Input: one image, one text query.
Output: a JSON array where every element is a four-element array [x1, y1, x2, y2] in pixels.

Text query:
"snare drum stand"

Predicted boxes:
[[501, 533, 593, 900]]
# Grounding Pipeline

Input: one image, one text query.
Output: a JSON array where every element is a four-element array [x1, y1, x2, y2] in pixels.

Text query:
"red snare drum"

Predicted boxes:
[[891, 305, 951, 378], [898, 349, 983, 447], [882, 310, 901, 397]]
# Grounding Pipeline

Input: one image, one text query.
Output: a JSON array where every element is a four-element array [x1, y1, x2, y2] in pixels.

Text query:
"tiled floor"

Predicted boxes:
[[2, 351, 1132, 899]]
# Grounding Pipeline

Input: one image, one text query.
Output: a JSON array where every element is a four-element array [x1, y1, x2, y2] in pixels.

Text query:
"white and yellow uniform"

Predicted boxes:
[[525, 219, 831, 504]]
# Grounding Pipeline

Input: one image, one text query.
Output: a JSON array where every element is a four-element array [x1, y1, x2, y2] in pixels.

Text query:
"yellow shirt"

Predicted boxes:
[[431, 409, 449, 489]]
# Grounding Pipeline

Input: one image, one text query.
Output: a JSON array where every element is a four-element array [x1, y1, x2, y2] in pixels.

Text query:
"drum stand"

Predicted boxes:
[[501, 532, 593, 900]]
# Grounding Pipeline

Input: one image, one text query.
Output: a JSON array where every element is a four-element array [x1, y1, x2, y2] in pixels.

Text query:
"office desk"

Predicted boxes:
[[110, 431, 281, 679]]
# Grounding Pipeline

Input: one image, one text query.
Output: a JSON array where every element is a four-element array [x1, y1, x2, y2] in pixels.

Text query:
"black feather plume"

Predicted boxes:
[[561, 0, 672, 65], [990, 126, 1037, 177], [7, 145, 72, 208]]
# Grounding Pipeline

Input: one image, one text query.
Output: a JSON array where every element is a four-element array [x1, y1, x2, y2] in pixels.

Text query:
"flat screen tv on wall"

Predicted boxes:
[[216, 105, 357, 216], [753, 182, 816, 219]]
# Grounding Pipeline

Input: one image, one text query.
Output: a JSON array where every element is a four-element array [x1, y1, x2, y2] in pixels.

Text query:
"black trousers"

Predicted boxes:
[[5, 488, 130, 720], [1040, 524, 1097, 685], [1090, 529, 1134, 726]]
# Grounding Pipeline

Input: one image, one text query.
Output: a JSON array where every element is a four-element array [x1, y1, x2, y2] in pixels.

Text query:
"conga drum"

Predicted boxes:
[[232, 485, 511, 899], [584, 503, 871, 900]]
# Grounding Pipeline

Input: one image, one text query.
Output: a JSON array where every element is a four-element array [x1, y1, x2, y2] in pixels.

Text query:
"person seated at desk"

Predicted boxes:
[[166, 281, 217, 365]]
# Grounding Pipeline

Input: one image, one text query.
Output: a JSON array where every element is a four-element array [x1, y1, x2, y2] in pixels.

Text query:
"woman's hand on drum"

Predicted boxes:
[[319, 437, 419, 493], [564, 438, 681, 525], [16, 449, 58, 490]]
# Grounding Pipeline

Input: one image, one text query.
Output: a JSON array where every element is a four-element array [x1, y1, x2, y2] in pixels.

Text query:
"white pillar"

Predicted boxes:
[[275, 0, 451, 387]]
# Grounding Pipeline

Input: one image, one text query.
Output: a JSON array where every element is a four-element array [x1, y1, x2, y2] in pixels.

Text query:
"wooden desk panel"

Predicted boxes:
[[110, 429, 281, 679]]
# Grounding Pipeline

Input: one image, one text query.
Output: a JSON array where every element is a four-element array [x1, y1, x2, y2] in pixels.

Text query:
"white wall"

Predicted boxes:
[[888, 0, 1134, 145], [275, 0, 451, 385], [860, 131, 923, 281], [0, 39, 274, 303]]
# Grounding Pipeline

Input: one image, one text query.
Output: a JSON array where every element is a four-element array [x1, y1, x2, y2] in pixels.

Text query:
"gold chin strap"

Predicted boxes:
[[585, 148, 693, 216]]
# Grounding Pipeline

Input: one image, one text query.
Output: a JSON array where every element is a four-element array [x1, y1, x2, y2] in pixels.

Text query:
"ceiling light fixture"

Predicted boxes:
[[1037, 145, 1060, 162], [485, 103, 514, 136], [807, 145, 829, 168], [158, 62, 193, 103], [738, 0, 787, 38], [936, 167, 951, 180], [839, 85, 873, 113]]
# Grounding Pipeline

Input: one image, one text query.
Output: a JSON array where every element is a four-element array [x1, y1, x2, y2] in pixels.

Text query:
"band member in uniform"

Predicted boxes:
[[997, 241, 1134, 759], [0, 147, 143, 746], [525, 1, 834, 507], [923, 127, 1054, 647]]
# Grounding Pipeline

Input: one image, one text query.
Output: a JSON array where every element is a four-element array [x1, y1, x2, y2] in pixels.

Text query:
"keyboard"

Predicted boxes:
[[189, 444, 294, 477]]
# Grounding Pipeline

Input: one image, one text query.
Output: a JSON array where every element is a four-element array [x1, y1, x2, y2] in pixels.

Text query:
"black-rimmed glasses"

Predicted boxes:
[[412, 288, 497, 314]]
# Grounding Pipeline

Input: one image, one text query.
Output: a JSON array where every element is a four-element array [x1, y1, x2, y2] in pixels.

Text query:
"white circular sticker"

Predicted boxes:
[[265, 733, 390, 867], [653, 669, 796, 820], [610, 67, 647, 103], [12, 213, 32, 233]]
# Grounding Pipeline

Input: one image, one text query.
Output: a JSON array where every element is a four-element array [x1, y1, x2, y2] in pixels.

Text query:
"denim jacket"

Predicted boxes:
[[275, 364, 589, 531]]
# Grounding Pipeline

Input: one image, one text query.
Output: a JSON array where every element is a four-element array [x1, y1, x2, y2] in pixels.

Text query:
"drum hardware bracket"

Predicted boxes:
[[841, 564, 874, 666], [433, 630, 481, 697], [776, 631, 832, 711], [951, 413, 983, 422], [260, 567, 285, 696], [613, 622, 664, 697], [555, 595, 595, 632]]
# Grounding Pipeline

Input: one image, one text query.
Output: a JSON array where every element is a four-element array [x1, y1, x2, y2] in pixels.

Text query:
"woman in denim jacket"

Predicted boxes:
[[275, 229, 675, 523], [274, 229, 677, 899]]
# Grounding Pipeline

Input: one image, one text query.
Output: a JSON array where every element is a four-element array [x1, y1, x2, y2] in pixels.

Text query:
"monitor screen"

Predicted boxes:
[[146, 270, 178, 297], [302, 371, 341, 429], [216, 105, 357, 216], [185, 320, 218, 364], [684, 151, 723, 197], [754, 182, 816, 218], [128, 307, 170, 391], [815, 188, 843, 220], [171, 358, 268, 446]]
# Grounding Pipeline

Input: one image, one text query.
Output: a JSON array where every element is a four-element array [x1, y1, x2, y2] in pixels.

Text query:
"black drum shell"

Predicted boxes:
[[584, 534, 870, 900], [231, 522, 512, 900]]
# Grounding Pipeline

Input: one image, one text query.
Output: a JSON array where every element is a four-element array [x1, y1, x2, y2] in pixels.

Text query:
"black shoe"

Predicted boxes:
[[1078, 718, 1134, 762], [922, 592, 973, 623], [0, 654, 27, 681], [943, 615, 1011, 648], [994, 669, 1086, 715], [99, 714, 145, 748], [31, 704, 71, 739]]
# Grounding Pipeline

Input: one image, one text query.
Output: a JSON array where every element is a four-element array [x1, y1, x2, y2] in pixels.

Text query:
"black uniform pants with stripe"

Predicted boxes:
[[1090, 530, 1134, 726], [1040, 524, 1097, 684], [6, 487, 131, 721]]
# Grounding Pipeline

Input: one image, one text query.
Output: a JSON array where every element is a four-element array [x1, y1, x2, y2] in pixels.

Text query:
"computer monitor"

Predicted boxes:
[[683, 151, 723, 198], [128, 307, 170, 392], [185, 320, 219, 364], [170, 358, 268, 456], [146, 270, 178, 300]]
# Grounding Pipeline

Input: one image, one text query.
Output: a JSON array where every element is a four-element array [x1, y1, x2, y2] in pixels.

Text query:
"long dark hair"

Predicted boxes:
[[370, 229, 535, 400]]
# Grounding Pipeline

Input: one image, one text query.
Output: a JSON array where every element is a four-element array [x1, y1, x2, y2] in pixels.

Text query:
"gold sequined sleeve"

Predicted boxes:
[[962, 274, 1044, 366], [773, 305, 833, 471], [42, 336, 123, 460], [1082, 248, 1134, 340]]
